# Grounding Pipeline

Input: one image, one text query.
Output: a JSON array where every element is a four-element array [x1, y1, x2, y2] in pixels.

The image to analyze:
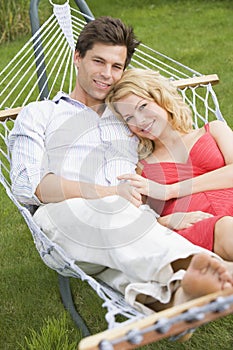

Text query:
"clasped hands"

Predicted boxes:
[[116, 173, 213, 230], [117, 173, 167, 207]]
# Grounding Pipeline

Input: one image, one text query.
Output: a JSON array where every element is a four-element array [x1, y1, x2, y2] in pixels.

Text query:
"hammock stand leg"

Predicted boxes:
[[58, 274, 91, 337]]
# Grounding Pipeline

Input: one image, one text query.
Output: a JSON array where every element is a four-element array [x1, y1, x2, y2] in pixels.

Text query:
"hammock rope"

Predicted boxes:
[[0, 1, 230, 346]]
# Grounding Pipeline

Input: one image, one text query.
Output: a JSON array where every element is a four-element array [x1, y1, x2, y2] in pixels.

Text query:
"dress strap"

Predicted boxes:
[[204, 123, 210, 132]]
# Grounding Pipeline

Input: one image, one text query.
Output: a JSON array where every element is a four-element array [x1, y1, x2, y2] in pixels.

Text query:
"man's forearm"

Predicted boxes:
[[35, 173, 117, 203]]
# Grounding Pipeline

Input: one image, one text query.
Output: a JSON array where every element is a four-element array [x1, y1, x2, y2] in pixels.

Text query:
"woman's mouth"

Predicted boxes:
[[141, 120, 155, 133]]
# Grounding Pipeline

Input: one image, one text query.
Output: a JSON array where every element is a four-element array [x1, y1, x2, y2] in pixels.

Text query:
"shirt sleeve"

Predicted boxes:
[[8, 101, 54, 205]]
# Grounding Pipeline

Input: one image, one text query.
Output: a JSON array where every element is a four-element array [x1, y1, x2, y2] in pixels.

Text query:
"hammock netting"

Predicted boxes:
[[1, 1, 232, 348]]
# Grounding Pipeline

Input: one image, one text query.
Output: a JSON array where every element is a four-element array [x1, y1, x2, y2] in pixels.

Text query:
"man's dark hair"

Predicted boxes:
[[75, 16, 140, 69]]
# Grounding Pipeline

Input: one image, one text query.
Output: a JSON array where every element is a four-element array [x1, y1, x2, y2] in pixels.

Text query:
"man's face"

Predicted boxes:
[[74, 43, 127, 108]]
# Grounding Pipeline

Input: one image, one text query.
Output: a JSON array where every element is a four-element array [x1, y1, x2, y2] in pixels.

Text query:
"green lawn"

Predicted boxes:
[[1, 0, 233, 349]]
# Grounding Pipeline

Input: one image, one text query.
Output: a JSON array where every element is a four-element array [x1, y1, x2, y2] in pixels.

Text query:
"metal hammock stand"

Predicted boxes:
[[1, 0, 233, 349]]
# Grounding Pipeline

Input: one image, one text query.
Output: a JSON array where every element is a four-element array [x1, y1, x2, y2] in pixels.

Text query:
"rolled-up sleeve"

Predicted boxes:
[[8, 101, 54, 205]]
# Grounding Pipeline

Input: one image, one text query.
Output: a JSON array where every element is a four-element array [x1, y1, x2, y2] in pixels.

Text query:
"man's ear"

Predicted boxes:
[[74, 50, 81, 68]]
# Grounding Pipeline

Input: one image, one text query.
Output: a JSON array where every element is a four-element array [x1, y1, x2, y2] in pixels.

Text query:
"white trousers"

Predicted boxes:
[[34, 195, 214, 314]]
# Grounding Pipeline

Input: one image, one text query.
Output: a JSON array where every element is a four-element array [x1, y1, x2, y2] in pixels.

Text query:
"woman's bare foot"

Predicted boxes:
[[173, 253, 233, 342], [174, 253, 233, 306]]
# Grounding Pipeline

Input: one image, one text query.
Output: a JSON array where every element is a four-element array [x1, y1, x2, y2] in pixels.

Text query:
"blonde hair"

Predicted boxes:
[[107, 68, 193, 159]]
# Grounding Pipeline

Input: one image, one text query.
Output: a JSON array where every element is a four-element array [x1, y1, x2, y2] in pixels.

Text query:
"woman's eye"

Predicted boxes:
[[125, 116, 133, 123], [139, 103, 147, 111]]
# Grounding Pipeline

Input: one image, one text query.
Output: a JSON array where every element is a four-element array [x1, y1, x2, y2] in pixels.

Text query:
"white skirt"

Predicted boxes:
[[34, 195, 216, 314]]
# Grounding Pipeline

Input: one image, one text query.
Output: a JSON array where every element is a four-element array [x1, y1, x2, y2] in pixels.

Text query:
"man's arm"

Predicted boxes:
[[9, 102, 141, 206], [36, 173, 142, 207], [35, 173, 116, 202], [9, 102, 54, 205], [9, 102, 112, 205]]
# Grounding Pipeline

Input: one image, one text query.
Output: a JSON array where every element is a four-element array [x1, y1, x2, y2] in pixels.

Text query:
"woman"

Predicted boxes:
[[107, 68, 233, 261]]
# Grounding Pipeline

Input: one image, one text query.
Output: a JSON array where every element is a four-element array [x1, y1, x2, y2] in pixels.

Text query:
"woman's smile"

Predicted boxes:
[[139, 120, 155, 133]]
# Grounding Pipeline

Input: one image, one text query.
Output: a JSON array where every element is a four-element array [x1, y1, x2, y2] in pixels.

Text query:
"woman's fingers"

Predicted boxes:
[[118, 174, 141, 181], [188, 211, 213, 223], [118, 174, 147, 191]]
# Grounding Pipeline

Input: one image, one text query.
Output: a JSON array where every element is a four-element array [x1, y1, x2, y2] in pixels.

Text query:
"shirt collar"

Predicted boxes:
[[52, 91, 86, 109], [52, 91, 113, 119]]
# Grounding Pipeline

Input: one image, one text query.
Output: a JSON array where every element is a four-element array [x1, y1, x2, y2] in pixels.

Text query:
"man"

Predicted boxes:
[[9, 16, 233, 314]]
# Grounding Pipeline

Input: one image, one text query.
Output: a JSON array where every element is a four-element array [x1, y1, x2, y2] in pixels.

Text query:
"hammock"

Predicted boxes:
[[1, 0, 232, 348]]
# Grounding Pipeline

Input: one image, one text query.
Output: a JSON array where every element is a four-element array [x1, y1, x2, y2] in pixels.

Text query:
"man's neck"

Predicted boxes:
[[70, 89, 106, 116]]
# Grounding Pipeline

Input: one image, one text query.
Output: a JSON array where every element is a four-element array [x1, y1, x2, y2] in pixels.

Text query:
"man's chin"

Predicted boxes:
[[89, 99, 106, 113], [93, 91, 110, 103]]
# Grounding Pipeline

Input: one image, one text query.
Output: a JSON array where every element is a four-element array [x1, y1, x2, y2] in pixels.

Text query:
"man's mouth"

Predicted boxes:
[[94, 80, 111, 90]]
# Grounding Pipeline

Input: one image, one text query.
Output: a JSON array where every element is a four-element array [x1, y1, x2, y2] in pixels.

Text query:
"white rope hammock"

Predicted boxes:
[[0, 1, 224, 127], [0, 0, 230, 346]]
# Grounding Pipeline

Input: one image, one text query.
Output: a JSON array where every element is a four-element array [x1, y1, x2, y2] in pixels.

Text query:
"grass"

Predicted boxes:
[[0, 0, 65, 44], [0, 0, 30, 43], [20, 314, 79, 350], [1, 0, 233, 349]]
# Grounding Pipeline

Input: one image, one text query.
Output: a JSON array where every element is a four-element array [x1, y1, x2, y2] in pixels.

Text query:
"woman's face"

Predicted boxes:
[[115, 93, 169, 140]]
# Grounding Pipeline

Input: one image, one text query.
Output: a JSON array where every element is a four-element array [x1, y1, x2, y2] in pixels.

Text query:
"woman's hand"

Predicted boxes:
[[118, 174, 149, 194], [158, 211, 214, 230], [117, 181, 142, 207], [117, 173, 169, 200]]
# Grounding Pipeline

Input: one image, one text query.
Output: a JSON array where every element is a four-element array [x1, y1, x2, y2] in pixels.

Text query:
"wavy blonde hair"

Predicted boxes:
[[107, 68, 193, 159]]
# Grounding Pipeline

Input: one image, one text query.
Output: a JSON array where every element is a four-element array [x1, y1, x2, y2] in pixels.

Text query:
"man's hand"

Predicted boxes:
[[158, 211, 214, 230]]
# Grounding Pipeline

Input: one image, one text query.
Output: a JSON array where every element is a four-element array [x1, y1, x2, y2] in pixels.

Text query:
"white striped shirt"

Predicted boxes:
[[8, 92, 139, 205]]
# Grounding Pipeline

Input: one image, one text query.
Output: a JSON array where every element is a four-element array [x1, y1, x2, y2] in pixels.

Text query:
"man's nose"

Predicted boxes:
[[101, 65, 112, 78]]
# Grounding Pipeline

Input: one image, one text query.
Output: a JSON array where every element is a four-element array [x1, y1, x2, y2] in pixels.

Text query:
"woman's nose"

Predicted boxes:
[[135, 113, 145, 127]]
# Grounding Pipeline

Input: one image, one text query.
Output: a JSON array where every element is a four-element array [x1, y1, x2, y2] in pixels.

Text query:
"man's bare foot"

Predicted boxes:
[[174, 253, 233, 306]]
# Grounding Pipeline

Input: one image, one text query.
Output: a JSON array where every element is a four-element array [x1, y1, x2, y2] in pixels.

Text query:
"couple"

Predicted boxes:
[[9, 16, 233, 315]]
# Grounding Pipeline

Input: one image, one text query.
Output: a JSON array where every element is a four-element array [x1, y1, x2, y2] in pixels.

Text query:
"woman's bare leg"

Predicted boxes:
[[214, 216, 233, 261]]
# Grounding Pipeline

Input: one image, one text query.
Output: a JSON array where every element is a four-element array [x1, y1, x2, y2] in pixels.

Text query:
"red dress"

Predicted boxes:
[[141, 124, 233, 251]]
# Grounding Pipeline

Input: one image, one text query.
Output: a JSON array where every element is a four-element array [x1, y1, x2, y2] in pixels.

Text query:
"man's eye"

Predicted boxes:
[[113, 65, 123, 70]]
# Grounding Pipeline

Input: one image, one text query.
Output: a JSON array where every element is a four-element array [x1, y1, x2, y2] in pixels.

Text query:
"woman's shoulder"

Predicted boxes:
[[207, 120, 232, 138], [208, 120, 229, 131]]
